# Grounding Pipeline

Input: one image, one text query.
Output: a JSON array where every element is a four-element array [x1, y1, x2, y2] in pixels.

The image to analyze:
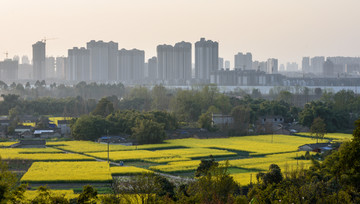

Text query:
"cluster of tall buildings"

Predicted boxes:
[[1, 37, 282, 85], [302, 56, 360, 77], [156, 41, 192, 84], [2, 37, 360, 85], [30, 38, 220, 85]]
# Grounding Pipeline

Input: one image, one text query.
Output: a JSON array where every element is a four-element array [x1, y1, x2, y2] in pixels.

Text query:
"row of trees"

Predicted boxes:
[[71, 108, 178, 144], [2, 84, 360, 136]]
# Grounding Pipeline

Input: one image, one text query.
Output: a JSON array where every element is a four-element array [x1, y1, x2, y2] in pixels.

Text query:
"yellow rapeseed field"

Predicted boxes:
[[0, 149, 94, 161], [296, 132, 352, 142], [143, 156, 191, 163], [0, 141, 17, 147], [4, 133, 348, 187], [47, 141, 182, 153], [21, 161, 112, 183], [86, 150, 174, 161], [150, 160, 201, 172], [24, 190, 77, 200], [111, 166, 152, 175], [86, 148, 235, 162]]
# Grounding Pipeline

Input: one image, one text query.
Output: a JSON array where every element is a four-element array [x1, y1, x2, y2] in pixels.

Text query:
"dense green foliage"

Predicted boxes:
[[71, 109, 177, 144], [248, 119, 360, 203], [310, 117, 327, 143], [299, 90, 360, 132], [132, 119, 166, 145], [71, 115, 109, 141]]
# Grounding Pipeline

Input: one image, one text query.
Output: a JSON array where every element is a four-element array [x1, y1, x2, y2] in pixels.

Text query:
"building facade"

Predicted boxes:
[[86, 40, 118, 82], [267, 58, 278, 74], [195, 38, 219, 82], [118, 49, 145, 83], [67, 47, 90, 81], [234, 52, 252, 70], [32, 41, 46, 80], [0, 59, 18, 82]]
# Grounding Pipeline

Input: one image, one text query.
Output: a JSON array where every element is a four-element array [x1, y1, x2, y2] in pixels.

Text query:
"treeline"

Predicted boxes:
[[0, 80, 126, 100], [1, 83, 360, 134]]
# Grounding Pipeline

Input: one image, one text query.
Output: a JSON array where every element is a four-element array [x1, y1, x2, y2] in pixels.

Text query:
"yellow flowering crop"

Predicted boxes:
[[48, 141, 181, 153], [86, 150, 174, 161], [143, 157, 191, 163], [296, 132, 352, 142], [0, 141, 17, 147], [0, 149, 94, 161], [111, 166, 152, 175], [150, 160, 201, 172], [21, 161, 112, 183], [24, 190, 77, 200]]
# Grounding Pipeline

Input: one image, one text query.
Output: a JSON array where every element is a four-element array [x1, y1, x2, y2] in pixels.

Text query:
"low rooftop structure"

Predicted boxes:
[[299, 143, 332, 153], [11, 139, 46, 148]]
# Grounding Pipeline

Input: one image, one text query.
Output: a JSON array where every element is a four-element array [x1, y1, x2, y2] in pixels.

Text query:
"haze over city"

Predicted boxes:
[[1, 0, 360, 64]]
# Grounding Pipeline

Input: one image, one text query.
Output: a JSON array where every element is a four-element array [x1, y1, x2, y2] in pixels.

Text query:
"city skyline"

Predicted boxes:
[[1, 0, 360, 65]]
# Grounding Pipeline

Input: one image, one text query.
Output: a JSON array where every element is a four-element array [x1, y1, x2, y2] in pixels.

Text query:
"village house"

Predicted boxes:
[[57, 120, 71, 135], [298, 143, 333, 153], [212, 113, 234, 126]]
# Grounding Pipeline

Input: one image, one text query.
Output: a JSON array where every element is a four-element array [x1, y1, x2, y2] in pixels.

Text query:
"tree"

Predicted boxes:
[[0, 81, 8, 90], [184, 161, 240, 204], [91, 98, 114, 117], [77, 185, 98, 204], [71, 115, 108, 141], [231, 105, 253, 135], [314, 87, 322, 97], [113, 173, 175, 203], [131, 119, 166, 144], [25, 82, 31, 89], [31, 186, 69, 204], [257, 164, 283, 185], [195, 155, 219, 177], [310, 117, 326, 143], [251, 88, 262, 98], [277, 90, 293, 104], [198, 112, 216, 132], [0, 157, 18, 202], [151, 84, 169, 110]]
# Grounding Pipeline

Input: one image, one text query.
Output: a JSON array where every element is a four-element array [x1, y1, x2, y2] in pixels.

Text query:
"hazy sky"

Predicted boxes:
[[1, 0, 360, 65]]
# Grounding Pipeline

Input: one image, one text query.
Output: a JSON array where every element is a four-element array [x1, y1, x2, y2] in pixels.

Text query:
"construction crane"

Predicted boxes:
[[41, 37, 58, 44], [3, 51, 8, 59]]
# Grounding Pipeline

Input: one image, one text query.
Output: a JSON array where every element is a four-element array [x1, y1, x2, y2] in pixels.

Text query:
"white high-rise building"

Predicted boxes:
[[118, 49, 145, 83], [86, 40, 118, 82], [195, 38, 218, 82], [174, 41, 192, 82], [218, 57, 224, 70], [46, 57, 56, 79], [32, 41, 46, 80], [302, 57, 310, 72], [267, 58, 278, 74], [157, 44, 174, 81], [225, 60, 230, 69], [147, 57, 157, 80], [56, 57, 67, 80], [234, 52, 252, 70], [67, 47, 90, 81], [311, 56, 325, 74]]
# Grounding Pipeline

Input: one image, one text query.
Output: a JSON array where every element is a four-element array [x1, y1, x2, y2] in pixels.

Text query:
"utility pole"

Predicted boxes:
[[107, 130, 109, 163]]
